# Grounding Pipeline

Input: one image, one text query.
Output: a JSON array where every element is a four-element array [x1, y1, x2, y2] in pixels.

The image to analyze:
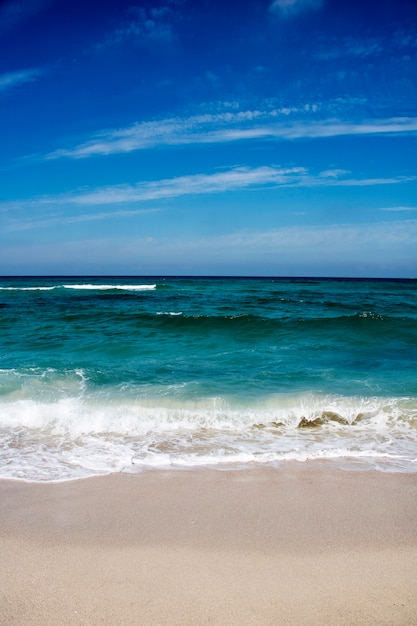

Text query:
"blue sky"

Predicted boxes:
[[1, 0, 416, 276]]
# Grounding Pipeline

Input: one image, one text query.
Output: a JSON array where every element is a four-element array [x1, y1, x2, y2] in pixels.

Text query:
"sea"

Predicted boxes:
[[0, 276, 416, 482]]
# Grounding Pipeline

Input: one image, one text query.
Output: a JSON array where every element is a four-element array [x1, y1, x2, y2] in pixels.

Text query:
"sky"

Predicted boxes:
[[1, 0, 416, 277]]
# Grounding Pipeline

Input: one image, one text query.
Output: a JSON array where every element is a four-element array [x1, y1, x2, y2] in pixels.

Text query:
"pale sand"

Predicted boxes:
[[1, 465, 417, 625]]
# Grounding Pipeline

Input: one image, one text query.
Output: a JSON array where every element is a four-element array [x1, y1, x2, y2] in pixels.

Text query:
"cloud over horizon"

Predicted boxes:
[[2, 218, 416, 276]]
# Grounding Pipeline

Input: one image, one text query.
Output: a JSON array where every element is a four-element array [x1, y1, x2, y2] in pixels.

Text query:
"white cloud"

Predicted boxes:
[[316, 28, 417, 62], [318, 169, 350, 179], [211, 220, 417, 252], [46, 109, 273, 159], [44, 112, 417, 161], [319, 175, 415, 187], [269, 0, 324, 17], [315, 37, 384, 60], [94, 3, 177, 52], [6, 166, 306, 212], [2, 166, 414, 229], [5, 207, 161, 231], [380, 206, 417, 212], [276, 118, 417, 139], [70, 166, 308, 206], [0, 67, 44, 93]]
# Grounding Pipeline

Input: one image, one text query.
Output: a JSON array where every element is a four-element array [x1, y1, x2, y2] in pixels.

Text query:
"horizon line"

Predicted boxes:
[[0, 275, 415, 281]]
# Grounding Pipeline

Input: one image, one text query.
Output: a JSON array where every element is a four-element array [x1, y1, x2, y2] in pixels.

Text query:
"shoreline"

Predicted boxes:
[[1, 464, 417, 624]]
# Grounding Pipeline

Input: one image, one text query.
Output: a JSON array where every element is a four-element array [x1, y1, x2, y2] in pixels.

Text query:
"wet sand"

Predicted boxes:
[[1, 464, 417, 625]]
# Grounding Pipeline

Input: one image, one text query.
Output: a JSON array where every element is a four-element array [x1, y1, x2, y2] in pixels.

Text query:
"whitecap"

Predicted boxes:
[[62, 284, 156, 291]]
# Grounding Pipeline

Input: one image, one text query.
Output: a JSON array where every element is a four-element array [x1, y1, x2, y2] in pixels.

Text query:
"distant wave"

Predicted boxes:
[[62, 284, 156, 291], [0, 284, 156, 291], [0, 286, 56, 291]]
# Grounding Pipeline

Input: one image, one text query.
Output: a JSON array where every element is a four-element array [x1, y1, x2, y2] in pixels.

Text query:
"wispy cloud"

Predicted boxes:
[[3, 166, 307, 213], [316, 28, 417, 62], [45, 111, 417, 160], [210, 220, 417, 253], [315, 37, 384, 60], [393, 28, 417, 50], [5, 207, 161, 232], [2, 166, 414, 229], [269, 0, 324, 18], [0, 67, 44, 93], [380, 206, 417, 212], [94, 3, 177, 53]]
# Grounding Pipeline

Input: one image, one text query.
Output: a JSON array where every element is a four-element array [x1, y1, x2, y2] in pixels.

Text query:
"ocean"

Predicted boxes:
[[0, 276, 416, 481]]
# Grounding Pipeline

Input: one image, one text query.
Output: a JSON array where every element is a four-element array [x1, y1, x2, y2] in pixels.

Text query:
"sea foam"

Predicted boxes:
[[1, 382, 416, 481]]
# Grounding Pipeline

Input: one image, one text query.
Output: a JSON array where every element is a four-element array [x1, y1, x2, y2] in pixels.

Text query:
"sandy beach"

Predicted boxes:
[[1, 464, 416, 625]]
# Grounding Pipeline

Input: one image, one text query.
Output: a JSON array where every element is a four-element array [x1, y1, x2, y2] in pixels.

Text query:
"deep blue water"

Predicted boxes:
[[1, 276, 416, 480]]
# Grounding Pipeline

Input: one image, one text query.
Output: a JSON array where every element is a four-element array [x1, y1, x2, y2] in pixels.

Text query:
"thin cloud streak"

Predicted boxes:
[[211, 220, 417, 251], [315, 29, 417, 61], [5, 208, 161, 232], [2, 166, 306, 213], [45, 113, 417, 160], [269, 0, 324, 18], [0, 67, 44, 93], [380, 206, 417, 212], [2, 167, 414, 228], [61, 169, 415, 207]]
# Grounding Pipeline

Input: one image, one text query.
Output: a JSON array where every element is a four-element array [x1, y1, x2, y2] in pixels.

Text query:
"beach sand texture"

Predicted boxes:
[[1, 465, 417, 625]]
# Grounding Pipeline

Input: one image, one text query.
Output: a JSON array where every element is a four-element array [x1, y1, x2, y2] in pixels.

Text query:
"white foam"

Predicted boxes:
[[0, 284, 156, 292], [62, 284, 156, 291], [0, 286, 56, 291], [0, 389, 416, 481]]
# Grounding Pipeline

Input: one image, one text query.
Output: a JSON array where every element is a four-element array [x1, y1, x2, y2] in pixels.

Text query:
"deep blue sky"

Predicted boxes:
[[1, 0, 416, 276]]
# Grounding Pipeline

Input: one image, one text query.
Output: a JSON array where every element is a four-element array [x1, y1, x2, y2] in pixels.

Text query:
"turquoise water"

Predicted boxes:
[[1, 276, 416, 480]]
